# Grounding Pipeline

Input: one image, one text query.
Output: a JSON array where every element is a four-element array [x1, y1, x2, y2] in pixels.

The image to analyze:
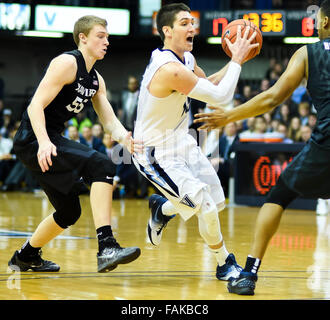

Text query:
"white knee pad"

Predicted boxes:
[[196, 190, 223, 246]]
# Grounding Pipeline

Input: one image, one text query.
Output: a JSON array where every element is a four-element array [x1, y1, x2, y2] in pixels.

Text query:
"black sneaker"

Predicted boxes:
[[227, 271, 258, 295], [8, 250, 60, 272], [97, 237, 141, 273], [216, 253, 242, 281], [147, 194, 176, 246]]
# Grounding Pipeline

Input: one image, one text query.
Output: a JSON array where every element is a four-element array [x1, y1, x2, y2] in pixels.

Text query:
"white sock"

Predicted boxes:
[[209, 242, 229, 266], [161, 200, 177, 216]]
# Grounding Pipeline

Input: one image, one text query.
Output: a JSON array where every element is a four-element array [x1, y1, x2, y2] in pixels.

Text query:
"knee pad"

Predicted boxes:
[[53, 197, 81, 229], [196, 190, 222, 245]]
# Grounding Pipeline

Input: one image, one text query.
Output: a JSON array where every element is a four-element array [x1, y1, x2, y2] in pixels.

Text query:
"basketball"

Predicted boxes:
[[221, 19, 263, 62]]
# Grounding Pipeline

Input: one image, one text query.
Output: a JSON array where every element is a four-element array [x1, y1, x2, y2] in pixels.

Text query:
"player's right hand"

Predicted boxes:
[[37, 140, 57, 173], [227, 25, 259, 65]]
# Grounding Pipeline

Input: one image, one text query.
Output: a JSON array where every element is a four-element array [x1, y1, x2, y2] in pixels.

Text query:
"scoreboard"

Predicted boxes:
[[201, 10, 318, 38]]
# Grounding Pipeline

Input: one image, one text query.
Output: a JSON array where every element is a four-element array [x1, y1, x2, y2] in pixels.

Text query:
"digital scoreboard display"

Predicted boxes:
[[202, 10, 317, 38]]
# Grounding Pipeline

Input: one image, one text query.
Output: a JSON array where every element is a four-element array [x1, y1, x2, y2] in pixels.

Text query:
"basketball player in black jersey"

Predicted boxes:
[[8, 16, 143, 273], [195, 0, 330, 295]]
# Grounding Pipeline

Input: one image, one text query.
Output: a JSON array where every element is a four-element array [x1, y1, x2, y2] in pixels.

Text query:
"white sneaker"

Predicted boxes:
[[316, 199, 329, 216]]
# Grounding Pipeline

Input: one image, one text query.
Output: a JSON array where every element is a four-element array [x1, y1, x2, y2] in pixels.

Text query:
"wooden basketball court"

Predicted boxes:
[[0, 192, 329, 300]]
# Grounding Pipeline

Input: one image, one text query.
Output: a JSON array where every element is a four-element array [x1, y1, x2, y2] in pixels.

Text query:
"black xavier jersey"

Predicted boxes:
[[20, 49, 99, 139], [307, 37, 330, 148]]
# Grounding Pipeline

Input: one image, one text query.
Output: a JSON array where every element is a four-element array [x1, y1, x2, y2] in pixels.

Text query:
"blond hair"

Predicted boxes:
[[73, 15, 107, 46]]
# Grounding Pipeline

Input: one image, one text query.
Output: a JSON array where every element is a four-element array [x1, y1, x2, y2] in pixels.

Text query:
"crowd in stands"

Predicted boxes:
[[0, 56, 317, 199]]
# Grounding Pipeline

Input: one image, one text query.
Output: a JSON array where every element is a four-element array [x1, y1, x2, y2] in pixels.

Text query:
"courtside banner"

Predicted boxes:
[[35, 5, 130, 35]]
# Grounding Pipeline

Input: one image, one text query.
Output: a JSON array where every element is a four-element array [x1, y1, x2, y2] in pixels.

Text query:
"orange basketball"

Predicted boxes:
[[221, 19, 263, 62]]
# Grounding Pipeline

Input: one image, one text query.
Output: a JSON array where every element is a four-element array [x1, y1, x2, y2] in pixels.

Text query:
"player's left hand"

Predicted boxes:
[[194, 106, 228, 130], [124, 131, 144, 154]]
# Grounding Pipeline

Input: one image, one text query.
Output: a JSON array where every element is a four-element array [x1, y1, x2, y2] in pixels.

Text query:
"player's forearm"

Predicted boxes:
[[104, 117, 128, 144], [27, 104, 51, 144], [225, 90, 278, 123], [207, 63, 230, 85], [189, 61, 241, 106]]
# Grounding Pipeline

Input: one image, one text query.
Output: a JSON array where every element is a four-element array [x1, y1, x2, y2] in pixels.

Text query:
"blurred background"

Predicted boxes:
[[0, 1, 325, 211]]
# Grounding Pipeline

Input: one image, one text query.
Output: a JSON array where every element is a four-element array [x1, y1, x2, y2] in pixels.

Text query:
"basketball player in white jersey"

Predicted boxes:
[[132, 3, 258, 280]]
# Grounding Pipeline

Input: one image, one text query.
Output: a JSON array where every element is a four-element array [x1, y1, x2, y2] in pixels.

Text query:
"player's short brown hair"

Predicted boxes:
[[156, 3, 191, 42], [73, 15, 107, 46]]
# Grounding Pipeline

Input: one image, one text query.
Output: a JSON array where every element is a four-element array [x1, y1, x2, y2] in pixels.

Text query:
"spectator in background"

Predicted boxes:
[[240, 117, 255, 135], [0, 100, 4, 128], [211, 122, 239, 197], [119, 75, 139, 132], [239, 116, 267, 142], [259, 78, 270, 92], [265, 57, 277, 79], [242, 84, 253, 102], [81, 126, 106, 154], [68, 109, 93, 134], [67, 125, 86, 143], [0, 109, 15, 138], [298, 101, 311, 125], [92, 123, 104, 140], [299, 125, 312, 143], [308, 113, 317, 130], [287, 116, 302, 142], [291, 79, 308, 105], [0, 131, 15, 184], [276, 122, 293, 143], [274, 103, 291, 127]]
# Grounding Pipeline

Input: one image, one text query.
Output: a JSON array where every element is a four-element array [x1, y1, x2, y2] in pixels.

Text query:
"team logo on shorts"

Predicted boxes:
[[180, 194, 196, 208]]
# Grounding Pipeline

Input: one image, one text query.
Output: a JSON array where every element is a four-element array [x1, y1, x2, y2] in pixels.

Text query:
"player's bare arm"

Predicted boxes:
[[27, 54, 77, 172], [92, 72, 143, 154], [194, 45, 308, 130]]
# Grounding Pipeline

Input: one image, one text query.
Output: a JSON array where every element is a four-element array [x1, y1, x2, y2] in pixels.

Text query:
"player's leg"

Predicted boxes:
[[228, 176, 299, 295], [84, 153, 141, 272], [8, 183, 82, 272], [190, 146, 241, 279], [195, 189, 242, 280]]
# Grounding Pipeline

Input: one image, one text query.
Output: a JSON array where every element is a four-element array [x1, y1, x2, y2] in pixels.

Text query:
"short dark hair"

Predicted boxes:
[[156, 3, 191, 42], [321, 0, 330, 17]]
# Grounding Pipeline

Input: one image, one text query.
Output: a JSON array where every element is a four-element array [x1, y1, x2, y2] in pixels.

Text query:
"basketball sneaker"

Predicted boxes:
[[8, 250, 60, 272], [147, 194, 176, 246], [316, 199, 330, 216], [97, 236, 141, 273], [216, 253, 242, 281], [227, 271, 258, 295]]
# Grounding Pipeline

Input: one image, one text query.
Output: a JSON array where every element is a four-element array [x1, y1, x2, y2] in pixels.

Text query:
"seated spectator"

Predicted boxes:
[[67, 125, 86, 143], [1, 160, 40, 192], [308, 113, 317, 130], [287, 116, 302, 142], [299, 125, 312, 143], [273, 103, 292, 127], [0, 108, 15, 138], [259, 78, 270, 92], [0, 132, 15, 184], [276, 123, 293, 144], [81, 126, 106, 154], [298, 101, 311, 126], [291, 79, 308, 105], [68, 109, 93, 134], [92, 123, 104, 140], [239, 116, 267, 142]]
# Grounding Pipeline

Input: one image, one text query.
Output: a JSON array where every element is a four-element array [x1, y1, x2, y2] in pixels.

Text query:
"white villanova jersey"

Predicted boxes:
[[134, 48, 195, 149]]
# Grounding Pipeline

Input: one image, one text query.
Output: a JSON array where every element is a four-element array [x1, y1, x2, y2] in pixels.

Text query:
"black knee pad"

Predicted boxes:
[[265, 176, 299, 209], [53, 197, 81, 229]]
